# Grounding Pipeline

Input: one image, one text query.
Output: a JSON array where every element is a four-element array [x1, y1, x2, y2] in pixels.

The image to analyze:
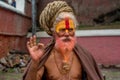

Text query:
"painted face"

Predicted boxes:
[[54, 18, 76, 53], [55, 18, 75, 37]]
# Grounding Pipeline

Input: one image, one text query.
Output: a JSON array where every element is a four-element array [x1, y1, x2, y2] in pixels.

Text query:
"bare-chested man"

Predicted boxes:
[[23, 1, 104, 80]]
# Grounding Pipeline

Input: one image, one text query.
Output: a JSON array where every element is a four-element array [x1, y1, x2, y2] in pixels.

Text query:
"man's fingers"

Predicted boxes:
[[27, 35, 44, 51], [38, 43, 44, 50], [27, 41, 32, 48], [33, 35, 37, 46], [29, 35, 37, 47]]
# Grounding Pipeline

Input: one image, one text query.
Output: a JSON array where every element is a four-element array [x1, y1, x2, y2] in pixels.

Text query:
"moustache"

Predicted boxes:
[[62, 37, 71, 42]]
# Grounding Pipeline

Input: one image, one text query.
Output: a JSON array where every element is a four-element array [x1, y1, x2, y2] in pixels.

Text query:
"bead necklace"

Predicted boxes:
[[53, 49, 74, 75]]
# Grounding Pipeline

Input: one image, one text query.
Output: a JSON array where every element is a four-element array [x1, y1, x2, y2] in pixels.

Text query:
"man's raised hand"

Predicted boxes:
[[27, 35, 44, 63]]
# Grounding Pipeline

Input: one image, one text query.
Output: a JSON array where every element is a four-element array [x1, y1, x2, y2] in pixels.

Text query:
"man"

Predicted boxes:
[[23, 1, 104, 80]]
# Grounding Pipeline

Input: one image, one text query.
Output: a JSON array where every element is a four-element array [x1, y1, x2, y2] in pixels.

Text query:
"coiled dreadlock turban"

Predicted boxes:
[[39, 1, 74, 36]]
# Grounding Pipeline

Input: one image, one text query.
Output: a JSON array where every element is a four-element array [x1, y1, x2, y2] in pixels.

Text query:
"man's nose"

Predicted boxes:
[[64, 29, 69, 36], [65, 29, 68, 33]]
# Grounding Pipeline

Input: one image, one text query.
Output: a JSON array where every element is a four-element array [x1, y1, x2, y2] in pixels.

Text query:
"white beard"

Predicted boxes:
[[55, 36, 76, 53]]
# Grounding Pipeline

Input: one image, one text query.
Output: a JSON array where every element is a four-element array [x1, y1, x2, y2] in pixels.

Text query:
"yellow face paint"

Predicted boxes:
[[55, 18, 75, 33]]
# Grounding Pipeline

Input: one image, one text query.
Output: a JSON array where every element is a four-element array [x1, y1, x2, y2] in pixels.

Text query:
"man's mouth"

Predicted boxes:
[[62, 37, 71, 42]]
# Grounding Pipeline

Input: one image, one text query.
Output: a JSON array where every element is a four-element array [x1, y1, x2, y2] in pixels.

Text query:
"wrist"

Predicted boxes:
[[30, 60, 40, 68]]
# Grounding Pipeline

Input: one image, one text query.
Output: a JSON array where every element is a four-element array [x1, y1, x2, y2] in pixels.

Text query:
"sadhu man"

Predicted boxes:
[[23, 1, 104, 80]]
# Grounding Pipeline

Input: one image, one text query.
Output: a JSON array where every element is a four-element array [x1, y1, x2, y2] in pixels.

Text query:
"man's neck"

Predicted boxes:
[[55, 48, 73, 62]]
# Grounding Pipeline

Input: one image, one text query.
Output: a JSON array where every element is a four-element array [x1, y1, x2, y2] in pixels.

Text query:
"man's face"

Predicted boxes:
[[54, 18, 76, 53]]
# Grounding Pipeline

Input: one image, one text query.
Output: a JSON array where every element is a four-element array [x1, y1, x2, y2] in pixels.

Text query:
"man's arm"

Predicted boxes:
[[23, 35, 45, 80], [23, 60, 44, 80]]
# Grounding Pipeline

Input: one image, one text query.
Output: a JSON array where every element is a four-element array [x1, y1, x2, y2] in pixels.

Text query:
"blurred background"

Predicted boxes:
[[0, 0, 120, 80]]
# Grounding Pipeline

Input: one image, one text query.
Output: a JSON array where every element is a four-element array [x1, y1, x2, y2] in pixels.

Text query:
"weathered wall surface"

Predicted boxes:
[[77, 36, 120, 65], [0, 36, 27, 58], [37, 0, 120, 25], [0, 1, 31, 58]]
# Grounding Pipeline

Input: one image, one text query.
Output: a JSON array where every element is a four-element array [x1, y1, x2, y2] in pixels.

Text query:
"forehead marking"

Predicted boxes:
[[65, 18, 70, 29]]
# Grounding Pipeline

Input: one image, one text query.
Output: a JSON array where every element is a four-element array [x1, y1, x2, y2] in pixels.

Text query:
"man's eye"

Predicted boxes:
[[68, 28, 74, 32], [59, 28, 66, 32]]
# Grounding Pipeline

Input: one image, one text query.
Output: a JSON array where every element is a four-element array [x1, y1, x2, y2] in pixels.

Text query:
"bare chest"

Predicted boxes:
[[44, 51, 82, 80]]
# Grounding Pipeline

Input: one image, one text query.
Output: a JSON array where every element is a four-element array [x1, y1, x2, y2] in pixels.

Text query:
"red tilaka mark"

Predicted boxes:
[[65, 18, 70, 29]]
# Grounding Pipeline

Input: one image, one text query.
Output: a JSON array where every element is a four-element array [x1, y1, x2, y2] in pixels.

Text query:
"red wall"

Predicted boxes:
[[0, 36, 27, 58], [77, 36, 120, 65], [0, 7, 31, 36], [0, 1, 31, 58], [39, 36, 120, 65]]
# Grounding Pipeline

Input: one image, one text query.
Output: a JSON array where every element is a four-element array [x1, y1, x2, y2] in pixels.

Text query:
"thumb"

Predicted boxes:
[[37, 43, 44, 50]]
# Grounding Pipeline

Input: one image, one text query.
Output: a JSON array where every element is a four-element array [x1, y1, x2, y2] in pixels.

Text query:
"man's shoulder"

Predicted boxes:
[[45, 49, 54, 64]]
